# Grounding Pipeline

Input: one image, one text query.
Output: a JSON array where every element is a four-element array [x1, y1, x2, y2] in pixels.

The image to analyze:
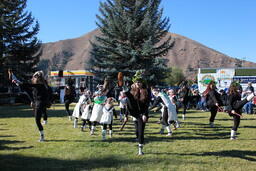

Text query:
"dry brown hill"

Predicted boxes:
[[40, 29, 255, 78]]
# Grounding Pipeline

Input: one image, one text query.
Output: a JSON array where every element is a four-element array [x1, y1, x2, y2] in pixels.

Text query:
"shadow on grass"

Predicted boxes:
[[0, 105, 67, 118], [0, 154, 152, 171], [186, 150, 256, 162], [0, 139, 33, 150]]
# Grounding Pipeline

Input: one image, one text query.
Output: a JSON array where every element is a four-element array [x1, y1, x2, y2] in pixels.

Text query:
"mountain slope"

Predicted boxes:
[[40, 29, 255, 78]]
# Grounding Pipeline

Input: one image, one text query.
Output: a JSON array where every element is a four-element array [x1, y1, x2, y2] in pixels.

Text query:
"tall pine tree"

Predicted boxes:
[[0, 0, 41, 86], [89, 0, 174, 85]]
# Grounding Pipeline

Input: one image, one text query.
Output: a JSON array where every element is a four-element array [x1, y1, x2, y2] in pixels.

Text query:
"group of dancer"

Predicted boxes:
[[9, 70, 255, 155]]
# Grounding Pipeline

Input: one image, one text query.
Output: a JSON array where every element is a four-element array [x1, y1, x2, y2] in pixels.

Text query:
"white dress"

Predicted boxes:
[[100, 105, 114, 125], [158, 92, 177, 121], [72, 95, 87, 118], [81, 103, 92, 120], [90, 96, 107, 122]]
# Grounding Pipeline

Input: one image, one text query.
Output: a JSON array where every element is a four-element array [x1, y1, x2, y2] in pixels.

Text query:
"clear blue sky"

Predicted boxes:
[[26, 0, 256, 62]]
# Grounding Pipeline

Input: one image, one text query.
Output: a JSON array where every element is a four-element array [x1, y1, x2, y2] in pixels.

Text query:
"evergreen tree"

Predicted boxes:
[[0, 0, 41, 85], [89, 0, 174, 85]]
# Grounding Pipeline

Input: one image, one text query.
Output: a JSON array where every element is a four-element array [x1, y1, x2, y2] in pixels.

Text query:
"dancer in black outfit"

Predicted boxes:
[[227, 83, 254, 140], [203, 81, 223, 127], [178, 81, 189, 120], [125, 72, 150, 155], [10, 70, 49, 142], [64, 81, 76, 120]]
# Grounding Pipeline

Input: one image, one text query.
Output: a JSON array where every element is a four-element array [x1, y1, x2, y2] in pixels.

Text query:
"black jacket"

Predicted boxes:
[[206, 89, 222, 108]]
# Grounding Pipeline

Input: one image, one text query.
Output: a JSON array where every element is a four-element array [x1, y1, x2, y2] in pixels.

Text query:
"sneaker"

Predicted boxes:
[[159, 129, 164, 134], [42, 120, 47, 125], [230, 136, 237, 140], [138, 151, 144, 155], [166, 132, 172, 136], [39, 135, 44, 142], [90, 130, 94, 135], [182, 114, 185, 120], [210, 122, 214, 128]]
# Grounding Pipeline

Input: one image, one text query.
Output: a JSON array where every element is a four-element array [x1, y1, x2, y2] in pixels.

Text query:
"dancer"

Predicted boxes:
[[226, 83, 254, 140], [10, 70, 49, 142], [168, 89, 180, 129], [72, 89, 88, 128], [203, 81, 223, 127], [100, 97, 116, 140], [89, 90, 107, 135], [81, 90, 93, 131], [125, 70, 150, 155], [64, 80, 76, 120], [118, 91, 128, 122], [150, 88, 177, 136], [178, 81, 189, 120]]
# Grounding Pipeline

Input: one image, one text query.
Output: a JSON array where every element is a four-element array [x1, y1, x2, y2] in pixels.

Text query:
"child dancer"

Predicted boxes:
[[81, 90, 93, 131], [150, 89, 177, 136], [72, 90, 88, 128], [118, 91, 128, 122], [89, 90, 107, 135], [168, 89, 180, 129], [100, 98, 116, 140]]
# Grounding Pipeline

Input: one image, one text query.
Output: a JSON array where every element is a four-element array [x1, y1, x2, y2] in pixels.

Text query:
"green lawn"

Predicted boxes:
[[0, 104, 256, 171]]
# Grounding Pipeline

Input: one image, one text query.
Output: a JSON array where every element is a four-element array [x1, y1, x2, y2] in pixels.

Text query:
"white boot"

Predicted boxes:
[[102, 129, 106, 140], [175, 121, 180, 128], [230, 130, 237, 140], [138, 144, 144, 155], [68, 116, 72, 121], [39, 130, 44, 142], [247, 93, 255, 101], [109, 130, 112, 138], [90, 126, 95, 135], [73, 118, 78, 128], [166, 126, 172, 136]]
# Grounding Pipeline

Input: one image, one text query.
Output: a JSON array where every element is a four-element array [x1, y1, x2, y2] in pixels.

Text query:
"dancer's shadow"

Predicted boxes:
[[0, 139, 33, 150], [188, 150, 256, 162]]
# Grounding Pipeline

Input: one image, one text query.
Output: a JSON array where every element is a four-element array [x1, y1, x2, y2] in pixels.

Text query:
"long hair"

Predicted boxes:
[[130, 83, 148, 103], [229, 83, 239, 95], [202, 80, 216, 96]]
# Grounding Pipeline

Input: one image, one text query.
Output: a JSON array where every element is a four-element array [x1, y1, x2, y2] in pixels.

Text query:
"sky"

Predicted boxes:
[[26, 0, 256, 62]]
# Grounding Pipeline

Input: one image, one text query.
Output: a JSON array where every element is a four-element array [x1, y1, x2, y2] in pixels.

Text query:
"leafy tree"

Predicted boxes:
[[164, 67, 185, 86], [0, 0, 41, 85], [89, 0, 174, 85]]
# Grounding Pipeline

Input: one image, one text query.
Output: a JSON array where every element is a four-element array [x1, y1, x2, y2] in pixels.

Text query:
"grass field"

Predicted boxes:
[[0, 103, 256, 171]]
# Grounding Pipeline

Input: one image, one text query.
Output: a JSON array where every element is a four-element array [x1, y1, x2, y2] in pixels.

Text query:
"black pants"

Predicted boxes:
[[65, 99, 72, 116], [232, 115, 240, 131], [134, 117, 146, 144], [102, 121, 113, 130], [42, 106, 47, 121], [82, 119, 91, 128], [209, 106, 218, 122], [231, 98, 247, 131], [34, 101, 44, 131], [182, 101, 188, 115], [161, 106, 169, 126]]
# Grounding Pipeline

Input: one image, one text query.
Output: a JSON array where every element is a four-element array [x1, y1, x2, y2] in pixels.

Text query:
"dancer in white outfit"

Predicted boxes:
[[89, 90, 107, 135], [81, 90, 93, 131], [150, 89, 177, 136], [100, 98, 116, 140], [72, 91, 88, 128]]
